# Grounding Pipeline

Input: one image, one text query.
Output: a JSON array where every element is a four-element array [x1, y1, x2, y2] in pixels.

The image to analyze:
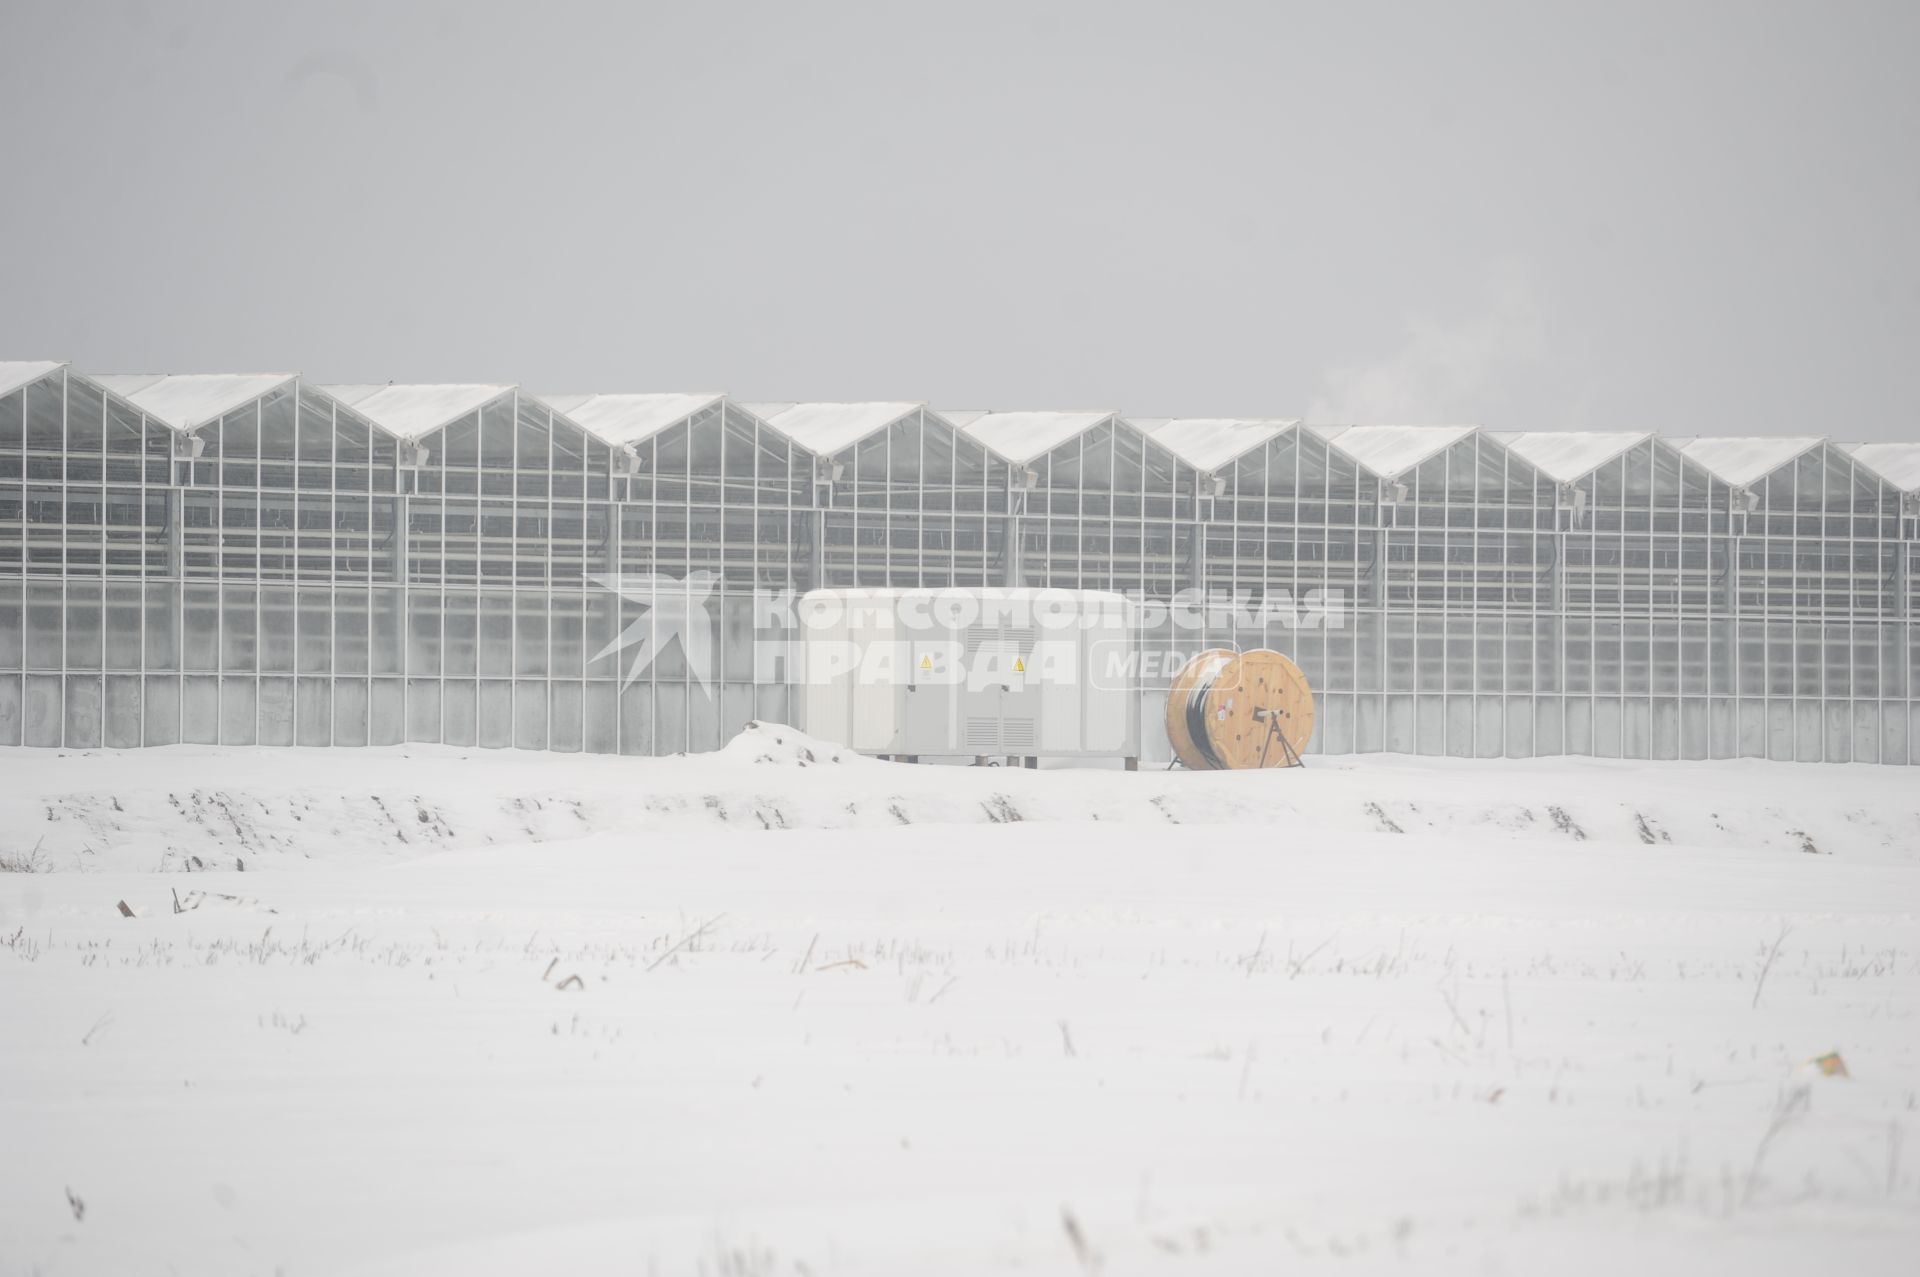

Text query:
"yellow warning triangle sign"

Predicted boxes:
[[919, 654, 933, 671], [1013, 657, 1025, 673]]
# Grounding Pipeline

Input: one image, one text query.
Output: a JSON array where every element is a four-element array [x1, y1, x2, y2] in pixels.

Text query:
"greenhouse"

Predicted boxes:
[[1, 359, 1915, 762]]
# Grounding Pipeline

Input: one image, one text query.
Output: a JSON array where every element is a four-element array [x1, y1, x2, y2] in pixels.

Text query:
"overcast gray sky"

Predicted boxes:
[[3, 0, 1915, 438]]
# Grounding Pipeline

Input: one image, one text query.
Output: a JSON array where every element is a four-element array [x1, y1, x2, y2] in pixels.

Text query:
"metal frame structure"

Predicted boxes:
[[2, 359, 1916, 762]]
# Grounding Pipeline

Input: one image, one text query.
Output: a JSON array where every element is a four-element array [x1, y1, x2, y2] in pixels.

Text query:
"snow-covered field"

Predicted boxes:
[[3, 728, 1917, 1275]]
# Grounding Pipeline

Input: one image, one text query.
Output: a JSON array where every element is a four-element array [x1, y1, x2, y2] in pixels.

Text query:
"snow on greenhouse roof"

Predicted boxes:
[[756, 402, 923, 457], [761, 403, 919, 455], [957, 411, 1114, 464], [1845, 442, 1920, 492], [1319, 424, 1476, 478], [1677, 436, 1824, 487], [0, 360, 65, 397], [316, 383, 516, 440], [539, 393, 723, 447], [317, 384, 388, 407], [1147, 418, 1297, 471], [93, 373, 297, 431], [1491, 431, 1651, 483]]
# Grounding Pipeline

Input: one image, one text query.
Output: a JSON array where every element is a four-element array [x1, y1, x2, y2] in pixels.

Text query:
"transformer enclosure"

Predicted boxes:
[[799, 587, 1137, 760]]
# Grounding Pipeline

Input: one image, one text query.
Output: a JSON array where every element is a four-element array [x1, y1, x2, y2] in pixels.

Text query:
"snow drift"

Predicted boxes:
[[4, 722, 1918, 873], [3, 725, 1916, 1275]]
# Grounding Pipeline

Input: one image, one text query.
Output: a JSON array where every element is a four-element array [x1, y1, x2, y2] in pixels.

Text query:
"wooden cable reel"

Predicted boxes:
[[1165, 648, 1314, 770]]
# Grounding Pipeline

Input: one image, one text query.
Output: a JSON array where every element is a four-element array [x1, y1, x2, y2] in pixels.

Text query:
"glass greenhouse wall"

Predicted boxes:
[[1, 361, 1915, 762]]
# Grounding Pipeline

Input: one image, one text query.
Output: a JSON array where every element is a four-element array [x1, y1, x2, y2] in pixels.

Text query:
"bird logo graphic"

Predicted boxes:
[[587, 571, 721, 693]]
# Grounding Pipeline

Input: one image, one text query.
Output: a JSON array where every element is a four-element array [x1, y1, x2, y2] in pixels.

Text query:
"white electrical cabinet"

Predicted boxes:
[[799, 588, 1137, 760]]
